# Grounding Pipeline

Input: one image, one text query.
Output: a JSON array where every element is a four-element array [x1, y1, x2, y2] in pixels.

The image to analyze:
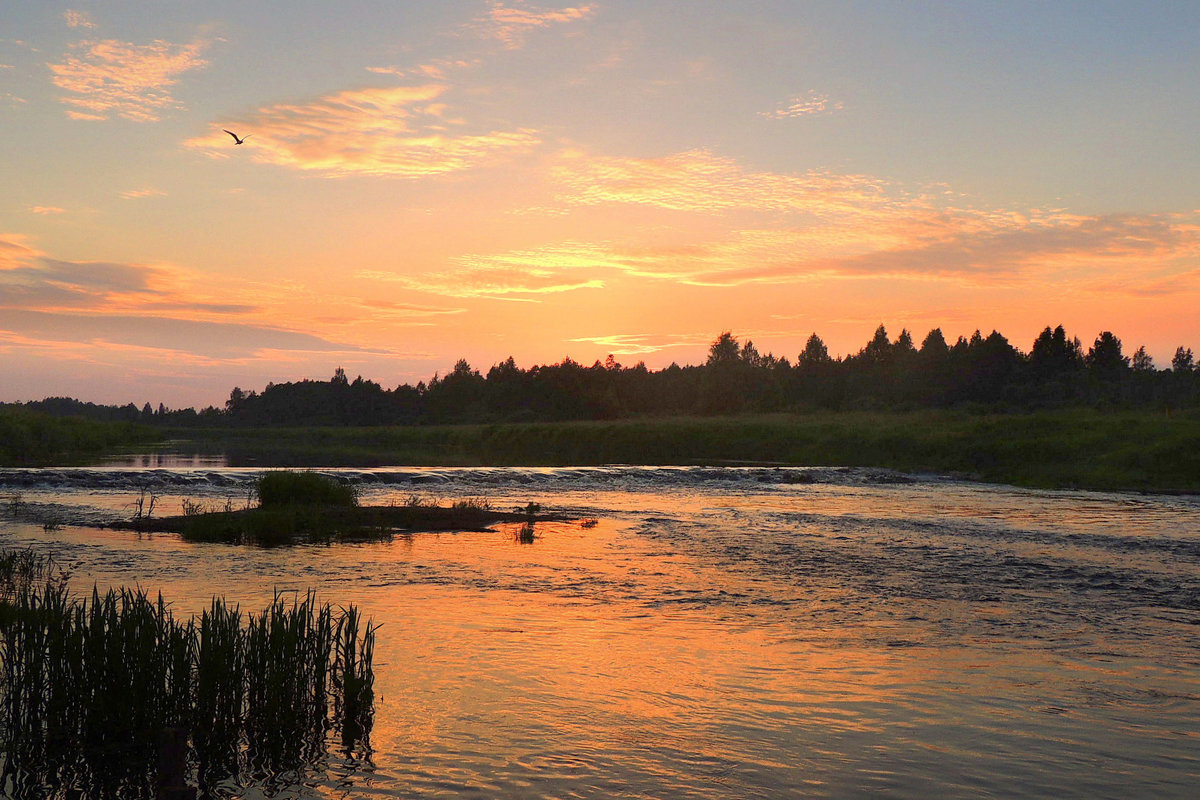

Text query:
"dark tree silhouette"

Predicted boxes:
[[1172, 347, 1195, 373], [13, 324, 1200, 427], [1131, 346, 1154, 372], [707, 331, 741, 365], [1087, 332, 1129, 376]]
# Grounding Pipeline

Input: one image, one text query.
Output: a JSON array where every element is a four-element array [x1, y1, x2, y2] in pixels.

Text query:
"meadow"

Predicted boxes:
[[0, 410, 156, 466], [174, 408, 1200, 493]]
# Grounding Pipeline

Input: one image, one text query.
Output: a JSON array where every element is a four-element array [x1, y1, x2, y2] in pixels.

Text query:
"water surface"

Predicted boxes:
[[2, 465, 1198, 798]]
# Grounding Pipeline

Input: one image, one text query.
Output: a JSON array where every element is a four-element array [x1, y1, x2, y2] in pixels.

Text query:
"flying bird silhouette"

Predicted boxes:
[[223, 129, 250, 145]]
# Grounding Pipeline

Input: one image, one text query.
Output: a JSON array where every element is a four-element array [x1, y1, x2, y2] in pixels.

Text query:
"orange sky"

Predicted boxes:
[[3, 2, 1199, 406]]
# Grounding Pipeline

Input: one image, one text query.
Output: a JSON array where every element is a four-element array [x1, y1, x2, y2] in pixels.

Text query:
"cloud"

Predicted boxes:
[[550, 148, 905, 221], [0, 238, 162, 311], [372, 205, 1200, 301], [366, 60, 479, 81], [49, 36, 210, 122], [0, 235, 381, 366], [481, 1, 597, 49], [759, 91, 844, 120], [565, 331, 712, 356], [356, 299, 467, 318], [30, 206, 65, 215], [119, 187, 166, 200], [63, 10, 96, 29], [361, 255, 605, 298], [355, 138, 1200, 299], [787, 212, 1200, 280], [184, 84, 540, 178], [0, 233, 259, 317], [0, 309, 374, 360]]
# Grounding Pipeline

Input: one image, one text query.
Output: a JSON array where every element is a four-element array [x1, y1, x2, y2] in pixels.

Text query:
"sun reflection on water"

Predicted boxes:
[[1, 467, 1198, 797]]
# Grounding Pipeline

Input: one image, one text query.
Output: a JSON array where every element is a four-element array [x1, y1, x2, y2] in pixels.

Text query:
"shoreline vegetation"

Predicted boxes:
[[0, 409, 157, 467], [169, 409, 1200, 494], [1, 408, 1198, 494], [1, 408, 1199, 494], [115, 470, 561, 546]]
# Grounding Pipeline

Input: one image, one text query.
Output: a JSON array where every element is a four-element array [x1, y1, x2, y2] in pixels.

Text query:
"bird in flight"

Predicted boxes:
[[223, 129, 250, 145]]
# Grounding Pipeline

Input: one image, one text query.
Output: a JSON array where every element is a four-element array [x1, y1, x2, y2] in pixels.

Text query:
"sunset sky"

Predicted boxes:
[[3, 1, 1199, 407]]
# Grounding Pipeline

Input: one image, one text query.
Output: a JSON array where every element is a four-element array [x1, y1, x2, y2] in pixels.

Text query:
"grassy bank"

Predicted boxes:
[[0, 409, 159, 466], [171, 408, 1200, 493]]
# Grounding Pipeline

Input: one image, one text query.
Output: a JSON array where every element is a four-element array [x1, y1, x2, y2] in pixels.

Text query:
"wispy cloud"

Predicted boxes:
[[550, 148, 901, 219], [62, 10, 96, 29], [759, 91, 844, 120], [29, 206, 65, 215], [355, 299, 468, 318], [0, 233, 254, 316], [0, 309, 375, 362], [184, 84, 540, 178], [366, 59, 479, 81], [361, 252, 606, 297], [119, 187, 166, 200], [565, 331, 712, 355], [49, 36, 210, 122], [370, 207, 1200, 300], [0, 234, 390, 369], [481, 1, 597, 49]]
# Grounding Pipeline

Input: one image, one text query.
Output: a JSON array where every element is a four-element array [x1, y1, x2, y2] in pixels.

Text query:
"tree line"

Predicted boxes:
[[9, 325, 1200, 427]]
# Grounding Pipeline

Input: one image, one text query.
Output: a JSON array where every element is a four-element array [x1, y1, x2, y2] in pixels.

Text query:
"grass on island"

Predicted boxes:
[[0, 548, 376, 798], [123, 470, 554, 545], [169, 408, 1200, 493]]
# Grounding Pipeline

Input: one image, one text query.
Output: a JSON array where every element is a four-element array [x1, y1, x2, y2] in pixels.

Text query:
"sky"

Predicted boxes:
[[2, 1, 1199, 408]]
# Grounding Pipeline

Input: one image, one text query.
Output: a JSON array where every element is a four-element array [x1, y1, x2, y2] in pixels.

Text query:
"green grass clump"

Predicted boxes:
[[256, 470, 357, 508], [0, 549, 377, 798]]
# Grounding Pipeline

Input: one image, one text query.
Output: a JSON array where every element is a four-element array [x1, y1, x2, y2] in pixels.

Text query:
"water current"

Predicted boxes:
[[1, 461, 1198, 798]]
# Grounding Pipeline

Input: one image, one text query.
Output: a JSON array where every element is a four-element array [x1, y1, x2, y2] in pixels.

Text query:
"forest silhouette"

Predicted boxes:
[[12, 325, 1200, 427]]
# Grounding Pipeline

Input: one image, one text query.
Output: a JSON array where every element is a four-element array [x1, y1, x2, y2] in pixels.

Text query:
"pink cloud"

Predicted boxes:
[[759, 91, 845, 120], [185, 84, 540, 178], [119, 188, 166, 200], [482, 1, 597, 49], [49, 36, 210, 122]]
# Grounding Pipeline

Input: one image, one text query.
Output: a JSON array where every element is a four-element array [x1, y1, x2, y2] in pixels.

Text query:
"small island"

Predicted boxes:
[[116, 470, 561, 546]]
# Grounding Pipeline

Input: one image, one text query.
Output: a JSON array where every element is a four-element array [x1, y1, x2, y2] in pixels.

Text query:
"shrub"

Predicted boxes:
[[256, 471, 357, 508]]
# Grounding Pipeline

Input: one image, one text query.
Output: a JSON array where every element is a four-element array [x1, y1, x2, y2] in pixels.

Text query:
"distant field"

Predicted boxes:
[[172, 409, 1200, 493], [0, 410, 158, 466]]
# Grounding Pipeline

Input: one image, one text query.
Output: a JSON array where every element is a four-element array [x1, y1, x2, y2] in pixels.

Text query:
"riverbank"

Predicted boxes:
[[160, 409, 1200, 494], [0, 409, 158, 466]]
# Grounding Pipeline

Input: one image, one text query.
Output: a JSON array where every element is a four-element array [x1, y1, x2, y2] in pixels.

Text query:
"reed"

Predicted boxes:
[[334, 604, 377, 753], [0, 549, 376, 798]]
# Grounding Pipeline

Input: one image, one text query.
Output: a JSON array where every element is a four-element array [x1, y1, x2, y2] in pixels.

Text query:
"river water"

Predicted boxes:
[[1, 462, 1198, 799]]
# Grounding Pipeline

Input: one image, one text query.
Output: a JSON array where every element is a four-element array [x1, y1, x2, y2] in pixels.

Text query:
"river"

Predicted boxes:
[[1, 462, 1198, 799]]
